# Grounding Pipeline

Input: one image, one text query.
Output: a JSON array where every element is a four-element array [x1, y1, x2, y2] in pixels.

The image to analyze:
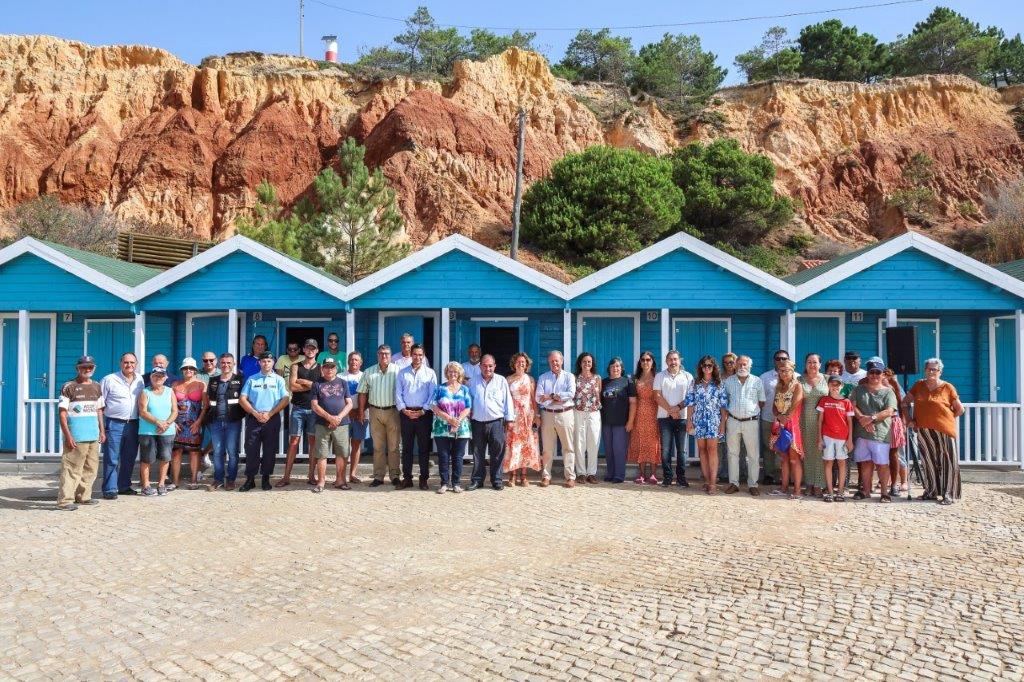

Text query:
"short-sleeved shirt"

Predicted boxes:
[[341, 371, 363, 403], [275, 355, 301, 383], [59, 380, 104, 442], [850, 384, 897, 443], [840, 369, 867, 398], [241, 371, 289, 413], [653, 370, 693, 418], [100, 372, 144, 420], [357, 363, 399, 407], [816, 396, 854, 440], [239, 354, 263, 379], [431, 383, 473, 438], [908, 380, 960, 438], [311, 377, 351, 426], [722, 374, 766, 419], [316, 350, 346, 366], [600, 376, 636, 426]]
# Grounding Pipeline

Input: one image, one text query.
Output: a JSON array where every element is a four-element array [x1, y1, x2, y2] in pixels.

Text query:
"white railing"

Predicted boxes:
[[23, 398, 61, 457], [958, 403, 1022, 466]]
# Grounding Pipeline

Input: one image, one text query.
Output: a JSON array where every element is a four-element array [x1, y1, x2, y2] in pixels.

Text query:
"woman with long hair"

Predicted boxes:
[[685, 355, 728, 494], [628, 351, 661, 484], [504, 352, 541, 486], [772, 359, 804, 499], [799, 353, 828, 497], [573, 352, 602, 484]]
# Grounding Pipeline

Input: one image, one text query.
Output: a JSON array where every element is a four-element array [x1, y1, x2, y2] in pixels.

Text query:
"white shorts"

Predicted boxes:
[[822, 436, 848, 461]]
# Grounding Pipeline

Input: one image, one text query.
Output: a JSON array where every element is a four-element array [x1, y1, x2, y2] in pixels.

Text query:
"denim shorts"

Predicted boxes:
[[289, 406, 316, 437], [853, 438, 890, 465], [349, 419, 368, 441], [822, 436, 849, 461], [139, 435, 175, 463]]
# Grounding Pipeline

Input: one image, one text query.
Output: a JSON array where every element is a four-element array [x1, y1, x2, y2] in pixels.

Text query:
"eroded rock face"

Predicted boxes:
[[1, 35, 1022, 251]]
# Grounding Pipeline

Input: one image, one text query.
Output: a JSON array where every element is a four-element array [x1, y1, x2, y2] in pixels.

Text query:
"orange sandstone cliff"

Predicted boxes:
[[1, 34, 1022, 252]]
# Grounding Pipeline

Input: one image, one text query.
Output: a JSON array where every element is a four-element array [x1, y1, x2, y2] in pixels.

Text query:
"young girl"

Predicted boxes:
[[816, 375, 855, 502]]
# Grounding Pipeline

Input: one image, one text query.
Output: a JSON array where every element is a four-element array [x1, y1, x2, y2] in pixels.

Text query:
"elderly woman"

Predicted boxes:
[[772, 359, 804, 499], [170, 358, 208, 491], [850, 357, 898, 502], [431, 362, 473, 493], [798, 353, 828, 497], [904, 358, 965, 504]]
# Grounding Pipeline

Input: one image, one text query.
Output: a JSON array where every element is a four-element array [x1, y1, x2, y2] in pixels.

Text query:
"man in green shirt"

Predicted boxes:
[[317, 332, 346, 366]]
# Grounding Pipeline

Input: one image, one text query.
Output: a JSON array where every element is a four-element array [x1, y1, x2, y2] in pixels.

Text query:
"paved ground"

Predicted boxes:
[[2, 470, 1023, 681]]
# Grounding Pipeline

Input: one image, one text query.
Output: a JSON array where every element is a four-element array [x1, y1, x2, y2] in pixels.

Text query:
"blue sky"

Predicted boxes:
[[3, 1, 1020, 84]]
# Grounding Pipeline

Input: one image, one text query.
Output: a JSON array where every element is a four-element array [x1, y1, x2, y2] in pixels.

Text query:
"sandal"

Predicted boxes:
[[349, 476, 362, 484], [312, 485, 324, 494], [853, 491, 866, 500], [274, 478, 291, 488], [823, 493, 833, 503], [880, 495, 891, 503], [339, 483, 351, 491]]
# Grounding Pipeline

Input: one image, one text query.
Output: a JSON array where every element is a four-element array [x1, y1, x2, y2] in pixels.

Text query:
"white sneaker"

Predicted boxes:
[[436, 485, 447, 494], [452, 484, 463, 493]]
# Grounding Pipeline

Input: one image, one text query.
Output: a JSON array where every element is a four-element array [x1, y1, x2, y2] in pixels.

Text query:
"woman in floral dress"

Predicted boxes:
[[685, 355, 729, 494], [504, 352, 541, 485], [799, 353, 828, 497], [628, 351, 662, 484], [171, 359, 208, 491], [772, 360, 804, 499]]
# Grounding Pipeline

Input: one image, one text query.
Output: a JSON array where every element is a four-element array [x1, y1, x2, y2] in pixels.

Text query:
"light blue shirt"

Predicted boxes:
[[468, 374, 515, 422], [536, 370, 576, 409], [395, 364, 438, 411], [723, 374, 767, 420], [241, 371, 289, 413]]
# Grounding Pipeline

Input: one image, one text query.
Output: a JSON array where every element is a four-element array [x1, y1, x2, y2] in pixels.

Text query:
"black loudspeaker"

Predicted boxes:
[[885, 326, 918, 376]]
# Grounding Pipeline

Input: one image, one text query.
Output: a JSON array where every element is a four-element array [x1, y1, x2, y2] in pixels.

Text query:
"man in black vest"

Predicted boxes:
[[202, 353, 245, 490]]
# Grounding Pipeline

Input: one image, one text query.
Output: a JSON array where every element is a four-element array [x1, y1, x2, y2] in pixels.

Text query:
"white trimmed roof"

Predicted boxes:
[[793, 231, 1024, 301], [567, 232, 800, 301], [131, 235, 350, 301], [0, 237, 138, 301], [344, 234, 572, 300]]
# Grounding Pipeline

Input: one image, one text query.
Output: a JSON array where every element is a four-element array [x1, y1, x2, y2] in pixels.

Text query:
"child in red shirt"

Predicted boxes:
[[816, 375, 854, 502]]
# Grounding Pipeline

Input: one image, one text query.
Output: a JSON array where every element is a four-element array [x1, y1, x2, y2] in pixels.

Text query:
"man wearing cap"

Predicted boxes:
[[396, 344, 438, 490], [760, 349, 798, 485], [277, 339, 322, 487], [238, 351, 290, 491], [56, 356, 106, 510], [850, 357, 898, 501], [310, 357, 353, 493], [100, 352, 144, 498], [358, 344, 401, 487]]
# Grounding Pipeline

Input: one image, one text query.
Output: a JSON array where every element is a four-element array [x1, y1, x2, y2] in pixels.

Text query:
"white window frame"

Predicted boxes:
[[779, 312, 846, 361], [671, 317, 733, 357], [185, 311, 245, 359], [378, 310, 442, 369], [576, 312, 641, 363], [876, 317, 941, 362], [989, 315, 1017, 402]]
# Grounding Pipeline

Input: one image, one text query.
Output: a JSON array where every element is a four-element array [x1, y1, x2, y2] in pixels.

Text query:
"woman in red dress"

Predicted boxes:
[[504, 352, 541, 485], [628, 351, 662, 484]]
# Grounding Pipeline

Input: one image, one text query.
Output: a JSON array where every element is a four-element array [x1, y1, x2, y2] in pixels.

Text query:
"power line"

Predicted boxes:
[[307, 0, 923, 32]]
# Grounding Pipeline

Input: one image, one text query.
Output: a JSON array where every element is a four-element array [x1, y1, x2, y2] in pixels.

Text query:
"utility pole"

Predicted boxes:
[[510, 107, 526, 261], [299, 0, 305, 57]]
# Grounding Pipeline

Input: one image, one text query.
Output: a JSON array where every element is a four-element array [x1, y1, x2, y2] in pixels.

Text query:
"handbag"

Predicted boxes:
[[771, 422, 793, 454]]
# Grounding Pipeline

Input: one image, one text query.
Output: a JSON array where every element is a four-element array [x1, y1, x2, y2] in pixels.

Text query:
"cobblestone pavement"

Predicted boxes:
[[1, 471, 1023, 681]]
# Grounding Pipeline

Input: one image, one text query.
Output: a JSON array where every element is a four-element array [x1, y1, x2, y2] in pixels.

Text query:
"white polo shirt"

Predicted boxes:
[[653, 369, 693, 419]]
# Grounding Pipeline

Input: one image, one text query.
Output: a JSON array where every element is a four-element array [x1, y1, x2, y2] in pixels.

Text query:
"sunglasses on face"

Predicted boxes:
[[203, 358, 216, 363], [641, 358, 653, 362], [774, 356, 789, 362], [328, 338, 339, 344], [287, 346, 299, 352], [701, 364, 714, 368]]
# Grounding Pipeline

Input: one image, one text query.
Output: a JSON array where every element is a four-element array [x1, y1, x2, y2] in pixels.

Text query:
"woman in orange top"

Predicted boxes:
[[903, 357, 965, 504]]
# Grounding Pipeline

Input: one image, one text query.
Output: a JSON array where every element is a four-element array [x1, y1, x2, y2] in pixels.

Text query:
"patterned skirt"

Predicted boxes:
[[916, 428, 961, 501]]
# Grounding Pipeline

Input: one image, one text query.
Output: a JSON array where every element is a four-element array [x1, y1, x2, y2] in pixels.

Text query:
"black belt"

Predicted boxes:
[[543, 407, 573, 413], [369, 404, 396, 410], [473, 418, 503, 424], [106, 417, 138, 423], [728, 413, 758, 422]]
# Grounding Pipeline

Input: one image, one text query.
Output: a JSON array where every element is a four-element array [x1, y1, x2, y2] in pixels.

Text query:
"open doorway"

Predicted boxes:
[[282, 326, 325, 355], [480, 327, 520, 376]]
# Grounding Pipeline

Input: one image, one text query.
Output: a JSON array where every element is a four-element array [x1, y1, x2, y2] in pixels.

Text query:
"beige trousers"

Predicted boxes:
[[370, 408, 401, 481], [541, 410, 576, 481], [57, 440, 100, 506]]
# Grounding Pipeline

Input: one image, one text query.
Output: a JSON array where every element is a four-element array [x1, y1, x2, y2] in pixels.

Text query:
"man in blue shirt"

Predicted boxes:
[[238, 351, 290, 491], [467, 354, 515, 490], [396, 344, 438, 489]]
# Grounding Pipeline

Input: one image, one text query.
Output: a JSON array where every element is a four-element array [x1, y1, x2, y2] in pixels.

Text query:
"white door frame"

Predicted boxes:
[[671, 317, 733, 355], [576, 311, 641, 363], [989, 315, 1016, 402], [876, 317, 941, 359], [0, 313, 57, 450], [274, 317, 333, 355], [83, 317, 134, 355], [378, 310, 442, 369], [185, 311, 246, 358], [780, 312, 846, 360]]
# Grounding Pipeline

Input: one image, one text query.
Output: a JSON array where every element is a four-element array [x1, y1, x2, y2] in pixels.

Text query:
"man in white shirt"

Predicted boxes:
[[396, 344, 438, 489], [393, 333, 417, 371], [721, 355, 766, 496], [840, 351, 867, 389], [467, 355, 515, 490], [760, 349, 799, 485], [536, 350, 577, 488], [100, 352, 144, 499], [654, 350, 693, 487], [461, 343, 482, 385]]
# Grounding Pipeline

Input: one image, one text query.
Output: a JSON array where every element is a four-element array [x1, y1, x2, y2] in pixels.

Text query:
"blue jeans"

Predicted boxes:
[[210, 418, 242, 483], [102, 418, 139, 494], [658, 417, 687, 483], [435, 437, 467, 487], [602, 424, 628, 482]]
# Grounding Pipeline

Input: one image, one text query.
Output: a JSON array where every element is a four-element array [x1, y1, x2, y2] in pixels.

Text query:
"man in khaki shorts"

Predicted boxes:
[[310, 357, 353, 493], [57, 356, 106, 510]]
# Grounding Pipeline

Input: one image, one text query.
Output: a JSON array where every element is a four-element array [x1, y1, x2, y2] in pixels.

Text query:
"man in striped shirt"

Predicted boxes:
[[358, 344, 401, 487]]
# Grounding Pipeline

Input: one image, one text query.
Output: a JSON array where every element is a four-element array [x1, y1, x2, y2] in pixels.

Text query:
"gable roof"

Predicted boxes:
[[995, 258, 1024, 282], [792, 231, 1024, 301], [0, 237, 148, 301], [567, 231, 799, 301], [783, 236, 900, 285], [131, 235, 349, 301], [344, 234, 571, 301]]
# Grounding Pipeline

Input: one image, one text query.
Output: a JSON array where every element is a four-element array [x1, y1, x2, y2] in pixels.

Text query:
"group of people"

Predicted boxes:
[[54, 331, 966, 509]]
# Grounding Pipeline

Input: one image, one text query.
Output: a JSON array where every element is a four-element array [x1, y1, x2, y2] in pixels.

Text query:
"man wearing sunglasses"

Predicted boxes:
[[317, 333, 346, 366], [760, 349, 799, 486], [197, 352, 220, 383]]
